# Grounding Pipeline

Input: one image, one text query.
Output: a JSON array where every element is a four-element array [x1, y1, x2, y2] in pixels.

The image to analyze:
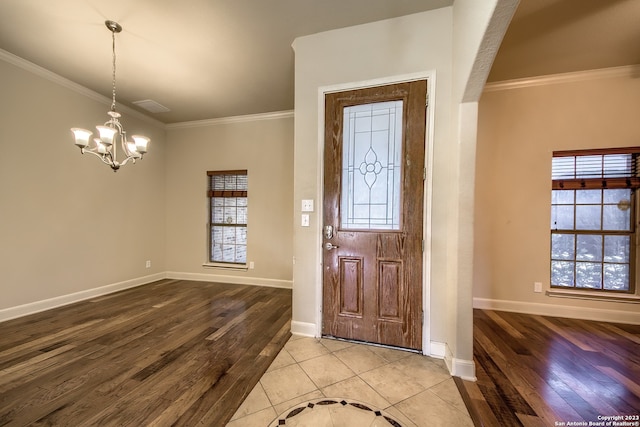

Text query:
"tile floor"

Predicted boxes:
[[227, 335, 473, 427]]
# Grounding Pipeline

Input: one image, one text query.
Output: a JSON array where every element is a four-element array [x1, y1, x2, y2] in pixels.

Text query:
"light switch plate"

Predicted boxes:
[[301, 214, 310, 227], [301, 199, 314, 212]]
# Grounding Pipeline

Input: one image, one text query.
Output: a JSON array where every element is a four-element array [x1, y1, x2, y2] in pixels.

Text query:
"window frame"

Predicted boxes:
[[206, 170, 248, 268], [550, 148, 640, 294]]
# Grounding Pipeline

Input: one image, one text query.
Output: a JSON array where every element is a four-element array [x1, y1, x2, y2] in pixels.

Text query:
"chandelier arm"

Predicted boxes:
[[118, 131, 140, 160], [104, 118, 123, 164], [105, 117, 123, 128], [82, 149, 106, 159], [81, 149, 116, 168], [99, 152, 119, 170], [120, 129, 129, 156], [119, 156, 137, 167]]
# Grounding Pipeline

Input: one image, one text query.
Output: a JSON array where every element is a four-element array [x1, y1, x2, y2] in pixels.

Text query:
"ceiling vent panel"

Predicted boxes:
[[132, 99, 170, 113]]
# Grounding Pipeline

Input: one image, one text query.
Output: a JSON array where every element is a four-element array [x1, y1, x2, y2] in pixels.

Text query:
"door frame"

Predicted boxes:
[[315, 71, 437, 356]]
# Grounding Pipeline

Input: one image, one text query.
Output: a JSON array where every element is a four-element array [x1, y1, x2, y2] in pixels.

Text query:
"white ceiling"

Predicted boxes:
[[1, 0, 638, 124], [0, 0, 452, 123]]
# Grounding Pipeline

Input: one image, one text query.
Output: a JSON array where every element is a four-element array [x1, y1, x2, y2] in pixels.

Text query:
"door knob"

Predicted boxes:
[[324, 242, 339, 250]]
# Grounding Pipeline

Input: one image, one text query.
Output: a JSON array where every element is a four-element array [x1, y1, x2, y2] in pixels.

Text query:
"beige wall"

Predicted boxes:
[[475, 69, 640, 322], [0, 57, 166, 314], [291, 8, 453, 342], [165, 115, 294, 286]]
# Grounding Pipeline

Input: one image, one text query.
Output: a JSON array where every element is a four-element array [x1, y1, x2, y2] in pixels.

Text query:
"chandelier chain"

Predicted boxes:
[[111, 28, 117, 112]]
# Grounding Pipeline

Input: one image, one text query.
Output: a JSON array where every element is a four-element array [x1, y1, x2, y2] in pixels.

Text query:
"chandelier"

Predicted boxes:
[[71, 20, 149, 172]]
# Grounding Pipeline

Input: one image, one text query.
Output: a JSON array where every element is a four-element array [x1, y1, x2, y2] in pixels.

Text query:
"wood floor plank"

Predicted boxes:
[[0, 279, 292, 427], [455, 375, 503, 427], [484, 310, 526, 340], [456, 309, 640, 427]]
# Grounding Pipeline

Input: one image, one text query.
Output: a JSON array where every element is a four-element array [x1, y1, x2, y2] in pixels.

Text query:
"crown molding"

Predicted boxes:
[[166, 110, 294, 129], [0, 48, 165, 128], [483, 64, 640, 93], [2, 47, 293, 129]]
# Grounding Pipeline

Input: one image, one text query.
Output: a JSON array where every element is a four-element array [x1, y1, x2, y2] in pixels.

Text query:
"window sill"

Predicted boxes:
[[546, 289, 640, 304], [202, 262, 248, 271]]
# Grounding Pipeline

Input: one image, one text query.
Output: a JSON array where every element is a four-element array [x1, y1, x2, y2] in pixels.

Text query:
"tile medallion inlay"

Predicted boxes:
[[269, 398, 403, 426]]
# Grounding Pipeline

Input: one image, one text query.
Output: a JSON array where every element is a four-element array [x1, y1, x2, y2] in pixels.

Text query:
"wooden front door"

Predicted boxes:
[[322, 80, 426, 350]]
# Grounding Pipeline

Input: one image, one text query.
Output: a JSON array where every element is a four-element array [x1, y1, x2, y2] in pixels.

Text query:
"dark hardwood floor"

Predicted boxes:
[[0, 279, 292, 427], [456, 309, 640, 427]]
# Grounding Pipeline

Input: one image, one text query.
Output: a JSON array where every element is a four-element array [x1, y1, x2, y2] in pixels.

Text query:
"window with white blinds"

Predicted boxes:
[[551, 148, 639, 293], [552, 149, 640, 190], [207, 170, 247, 265]]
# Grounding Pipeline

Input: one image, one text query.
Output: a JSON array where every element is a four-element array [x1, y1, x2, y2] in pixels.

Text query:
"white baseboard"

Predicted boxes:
[[442, 342, 476, 381], [451, 358, 477, 381], [474, 297, 640, 325], [429, 341, 447, 359], [0, 273, 166, 323], [166, 271, 292, 289], [291, 321, 317, 337]]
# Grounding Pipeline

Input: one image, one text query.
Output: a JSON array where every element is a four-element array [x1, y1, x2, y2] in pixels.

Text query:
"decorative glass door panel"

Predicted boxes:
[[341, 101, 403, 230]]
